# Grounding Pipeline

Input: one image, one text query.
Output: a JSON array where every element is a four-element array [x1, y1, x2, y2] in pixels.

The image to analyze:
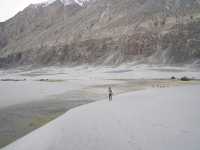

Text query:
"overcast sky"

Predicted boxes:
[[0, 0, 49, 22]]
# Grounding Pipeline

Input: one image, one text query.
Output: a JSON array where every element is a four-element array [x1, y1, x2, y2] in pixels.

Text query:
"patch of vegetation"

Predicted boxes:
[[29, 113, 63, 128], [171, 76, 176, 80], [0, 136, 16, 149], [180, 76, 191, 81]]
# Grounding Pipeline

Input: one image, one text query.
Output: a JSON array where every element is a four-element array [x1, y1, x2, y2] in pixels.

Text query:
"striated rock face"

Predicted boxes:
[[0, 0, 200, 68]]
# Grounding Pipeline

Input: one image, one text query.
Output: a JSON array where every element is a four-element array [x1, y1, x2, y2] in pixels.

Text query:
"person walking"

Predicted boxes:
[[108, 86, 113, 101]]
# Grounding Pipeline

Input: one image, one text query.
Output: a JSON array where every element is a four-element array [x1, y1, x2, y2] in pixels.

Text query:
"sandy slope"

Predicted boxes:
[[2, 85, 200, 150]]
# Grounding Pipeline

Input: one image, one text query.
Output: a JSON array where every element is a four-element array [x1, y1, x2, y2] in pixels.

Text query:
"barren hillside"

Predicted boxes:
[[0, 0, 200, 68]]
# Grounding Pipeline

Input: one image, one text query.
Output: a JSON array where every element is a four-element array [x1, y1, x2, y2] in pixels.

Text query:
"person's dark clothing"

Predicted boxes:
[[109, 93, 112, 101], [108, 87, 113, 101]]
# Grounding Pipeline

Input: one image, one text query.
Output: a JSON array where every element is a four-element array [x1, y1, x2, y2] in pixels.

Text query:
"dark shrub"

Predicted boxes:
[[171, 76, 176, 80], [180, 76, 191, 81]]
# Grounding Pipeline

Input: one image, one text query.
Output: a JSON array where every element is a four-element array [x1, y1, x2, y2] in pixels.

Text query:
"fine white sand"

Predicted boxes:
[[2, 85, 200, 150]]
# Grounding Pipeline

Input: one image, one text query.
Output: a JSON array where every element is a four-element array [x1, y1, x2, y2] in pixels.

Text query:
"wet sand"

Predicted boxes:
[[0, 79, 200, 148]]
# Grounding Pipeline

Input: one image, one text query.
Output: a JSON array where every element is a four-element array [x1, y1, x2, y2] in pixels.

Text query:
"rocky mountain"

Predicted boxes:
[[0, 0, 200, 68]]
